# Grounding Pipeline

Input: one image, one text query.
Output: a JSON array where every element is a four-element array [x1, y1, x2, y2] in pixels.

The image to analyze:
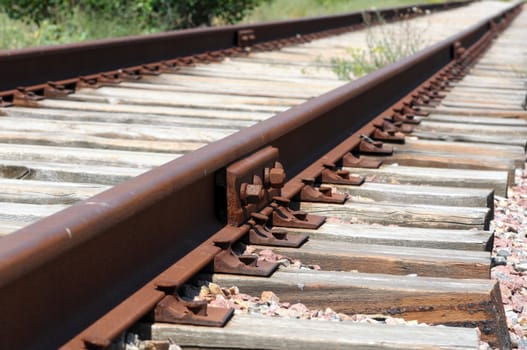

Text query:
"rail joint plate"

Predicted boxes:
[[237, 29, 256, 47], [226, 146, 322, 233]]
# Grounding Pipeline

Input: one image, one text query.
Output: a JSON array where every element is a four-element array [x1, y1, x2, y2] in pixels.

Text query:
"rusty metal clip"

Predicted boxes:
[[270, 196, 325, 229], [207, 51, 227, 62], [213, 240, 278, 276], [321, 162, 364, 185], [44, 82, 73, 98], [120, 69, 143, 80], [418, 89, 445, 102], [359, 135, 393, 155], [77, 76, 101, 89], [194, 53, 219, 63], [373, 127, 405, 144], [411, 92, 440, 107], [247, 212, 307, 247], [300, 178, 347, 203], [410, 93, 430, 106], [429, 79, 450, 91], [141, 64, 162, 75], [159, 60, 181, 73], [13, 87, 43, 107], [78, 73, 122, 89], [154, 294, 233, 326], [223, 47, 246, 57], [164, 57, 195, 67], [391, 110, 420, 125], [342, 153, 382, 168], [402, 102, 429, 117], [379, 119, 413, 134], [178, 57, 198, 66], [98, 73, 123, 85]]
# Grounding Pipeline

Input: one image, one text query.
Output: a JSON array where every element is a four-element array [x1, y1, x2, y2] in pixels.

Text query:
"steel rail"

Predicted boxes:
[[0, 1, 522, 349], [0, 1, 473, 93]]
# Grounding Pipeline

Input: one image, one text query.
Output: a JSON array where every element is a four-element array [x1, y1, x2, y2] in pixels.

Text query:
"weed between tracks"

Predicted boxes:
[[330, 11, 429, 80]]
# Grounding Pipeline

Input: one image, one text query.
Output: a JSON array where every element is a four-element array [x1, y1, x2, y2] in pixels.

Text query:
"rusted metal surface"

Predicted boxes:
[[0, 2, 522, 349], [213, 243, 279, 276], [154, 295, 233, 327], [247, 212, 306, 247], [320, 163, 365, 186], [225, 147, 282, 226], [299, 178, 348, 203], [224, 146, 310, 246], [269, 196, 325, 229]]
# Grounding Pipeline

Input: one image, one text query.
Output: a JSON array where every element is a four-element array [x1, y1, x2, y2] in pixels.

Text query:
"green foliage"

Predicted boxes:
[[153, 0, 262, 28], [330, 48, 376, 80], [0, 0, 61, 23], [0, 0, 264, 49], [0, 0, 262, 29], [0, 6, 157, 49]]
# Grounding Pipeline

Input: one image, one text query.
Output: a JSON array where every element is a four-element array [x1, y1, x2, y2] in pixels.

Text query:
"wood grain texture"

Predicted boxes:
[[0, 143, 177, 168], [36, 99, 274, 121], [344, 164, 508, 196], [409, 130, 526, 147], [364, 153, 516, 183], [2, 106, 255, 129], [144, 314, 481, 350], [425, 113, 527, 126], [208, 270, 509, 348], [0, 160, 143, 185], [282, 223, 493, 251], [0, 179, 107, 204], [416, 120, 527, 137], [299, 201, 491, 229], [334, 182, 493, 209], [253, 239, 490, 278], [399, 139, 524, 166]]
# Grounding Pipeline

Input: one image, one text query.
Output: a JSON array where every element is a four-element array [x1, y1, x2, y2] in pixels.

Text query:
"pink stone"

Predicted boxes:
[[261, 291, 280, 304], [289, 303, 309, 314]]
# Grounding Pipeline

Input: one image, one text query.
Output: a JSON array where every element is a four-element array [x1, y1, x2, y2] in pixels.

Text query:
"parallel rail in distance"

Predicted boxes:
[[0, 1, 522, 349], [0, 1, 472, 92]]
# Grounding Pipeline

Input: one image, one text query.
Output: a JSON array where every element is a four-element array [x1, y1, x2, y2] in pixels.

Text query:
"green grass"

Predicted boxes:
[[244, 0, 451, 22], [0, 7, 160, 50]]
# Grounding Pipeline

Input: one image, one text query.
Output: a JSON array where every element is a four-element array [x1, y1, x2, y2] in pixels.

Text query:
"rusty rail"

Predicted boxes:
[[0, 1, 522, 349]]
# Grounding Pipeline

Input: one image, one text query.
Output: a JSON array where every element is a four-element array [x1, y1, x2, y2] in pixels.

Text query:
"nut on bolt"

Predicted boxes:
[[265, 162, 286, 188], [240, 183, 264, 204], [269, 167, 285, 188]]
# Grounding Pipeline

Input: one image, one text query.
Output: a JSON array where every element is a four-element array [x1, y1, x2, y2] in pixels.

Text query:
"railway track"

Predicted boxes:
[[0, 1, 525, 349], [0, 1, 512, 235]]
